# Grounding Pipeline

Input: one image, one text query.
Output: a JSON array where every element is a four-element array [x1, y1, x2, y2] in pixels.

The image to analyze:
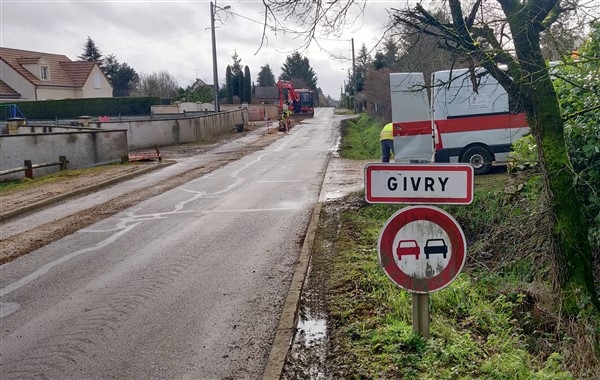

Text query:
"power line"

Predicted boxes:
[[107, 28, 206, 54]]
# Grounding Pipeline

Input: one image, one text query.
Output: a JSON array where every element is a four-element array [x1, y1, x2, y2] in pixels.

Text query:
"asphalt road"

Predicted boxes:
[[0, 108, 343, 379]]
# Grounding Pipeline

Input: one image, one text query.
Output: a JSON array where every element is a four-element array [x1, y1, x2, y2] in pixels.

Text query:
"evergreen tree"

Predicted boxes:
[[279, 52, 318, 90], [104, 54, 138, 97], [78, 36, 104, 68], [225, 65, 233, 104], [371, 38, 401, 71], [354, 43, 371, 92], [257, 64, 276, 86], [236, 70, 244, 103], [383, 37, 400, 69], [231, 50, 242, 98], [243, 66, 252, 103], [226, 50, 244, 101], [372, 51, 386, 70], [230, 50, 243, 75]]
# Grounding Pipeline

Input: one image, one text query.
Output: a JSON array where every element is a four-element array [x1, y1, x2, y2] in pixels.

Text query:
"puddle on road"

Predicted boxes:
[[318, 159, 368, 203], [0, 301, 20, 318], [283, 169, 365, 379], [282, 263, 331, 379]]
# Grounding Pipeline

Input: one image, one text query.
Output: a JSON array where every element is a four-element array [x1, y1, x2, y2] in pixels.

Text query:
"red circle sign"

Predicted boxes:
[[378, 206, 466, 293]]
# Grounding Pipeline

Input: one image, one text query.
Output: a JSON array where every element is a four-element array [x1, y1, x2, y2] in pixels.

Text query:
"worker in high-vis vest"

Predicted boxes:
[[379, 122, 394, 162]]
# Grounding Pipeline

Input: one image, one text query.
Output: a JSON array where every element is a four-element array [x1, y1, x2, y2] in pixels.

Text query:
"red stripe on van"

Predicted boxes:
[[435, 113, 528, 133], [434, 123, 443, 150], [392, 121, 431, 136], [394, 113, 528, 151]]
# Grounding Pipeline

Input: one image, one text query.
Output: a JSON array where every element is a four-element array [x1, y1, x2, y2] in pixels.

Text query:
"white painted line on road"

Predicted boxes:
[[206, 208, 302, 213], [256, 180, 302, 183], [0, 222, 142, 302]]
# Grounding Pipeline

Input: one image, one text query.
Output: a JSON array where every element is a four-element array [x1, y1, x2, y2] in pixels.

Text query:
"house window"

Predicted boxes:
[[93, 74, 101, 89], [40, 66, 49, 80]]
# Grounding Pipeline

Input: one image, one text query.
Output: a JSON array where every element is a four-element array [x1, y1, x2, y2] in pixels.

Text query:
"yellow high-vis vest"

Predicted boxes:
[[380, 123, 394, 141]]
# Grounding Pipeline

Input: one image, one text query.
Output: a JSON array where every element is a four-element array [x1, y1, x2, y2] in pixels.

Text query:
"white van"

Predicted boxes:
[[390, 68, 530, 174]]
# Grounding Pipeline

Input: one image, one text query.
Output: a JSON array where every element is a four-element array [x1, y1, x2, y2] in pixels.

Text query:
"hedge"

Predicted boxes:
[[1, 96, 161, 120]]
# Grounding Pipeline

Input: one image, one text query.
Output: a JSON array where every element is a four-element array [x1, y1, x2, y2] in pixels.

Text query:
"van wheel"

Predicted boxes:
[[461, 146, 493, 175]]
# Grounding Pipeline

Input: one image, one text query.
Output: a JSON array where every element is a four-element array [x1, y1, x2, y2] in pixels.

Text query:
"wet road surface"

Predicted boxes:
[[0, 108, 345, 379]]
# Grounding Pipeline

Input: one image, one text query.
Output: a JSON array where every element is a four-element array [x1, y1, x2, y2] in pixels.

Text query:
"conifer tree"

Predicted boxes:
[[78, 36, 104, 68]]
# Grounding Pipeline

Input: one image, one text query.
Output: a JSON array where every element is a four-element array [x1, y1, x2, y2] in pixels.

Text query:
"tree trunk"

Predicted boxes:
[[508, 4, 600, 312], [527, 84, 599, 312]]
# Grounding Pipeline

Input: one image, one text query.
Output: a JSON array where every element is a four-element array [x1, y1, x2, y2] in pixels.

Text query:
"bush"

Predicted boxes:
[[555, 22, 600, 251], [509, 23, 600, 251], [339, 114, 382, 160]]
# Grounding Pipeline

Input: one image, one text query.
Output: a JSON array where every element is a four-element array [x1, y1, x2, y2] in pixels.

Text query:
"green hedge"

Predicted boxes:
[[1, 97, 161, 120]]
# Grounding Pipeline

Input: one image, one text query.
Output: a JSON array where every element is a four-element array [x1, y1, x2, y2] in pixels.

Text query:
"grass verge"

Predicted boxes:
[[320, 115, 599, 378]]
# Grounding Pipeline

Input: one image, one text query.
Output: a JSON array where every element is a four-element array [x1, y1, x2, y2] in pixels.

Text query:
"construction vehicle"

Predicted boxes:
[[277, 80, 315, 118]]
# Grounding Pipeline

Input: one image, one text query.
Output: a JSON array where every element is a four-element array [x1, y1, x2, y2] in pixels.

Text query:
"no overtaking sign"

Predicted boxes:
[[378, 206, 467, 293]]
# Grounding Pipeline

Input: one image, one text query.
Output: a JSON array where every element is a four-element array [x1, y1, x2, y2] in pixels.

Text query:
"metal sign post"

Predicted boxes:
[[412, 293, 429, 338]]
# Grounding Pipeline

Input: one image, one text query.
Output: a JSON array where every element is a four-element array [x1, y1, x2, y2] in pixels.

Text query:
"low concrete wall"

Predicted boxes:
[[152, 102, 214, 114], [0, 109, 248, 180], [152, 104, 277, 122], [221, 104, 278, 121], [0, 129, 128, 180], [20, 125, 98, 134], [95, 109, 248, 150]]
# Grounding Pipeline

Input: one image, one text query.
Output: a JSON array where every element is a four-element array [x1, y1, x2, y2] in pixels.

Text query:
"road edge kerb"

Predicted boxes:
[[262, 151, 333, 380], [0, 162, 170, 223], [262, 201, 323, 380]]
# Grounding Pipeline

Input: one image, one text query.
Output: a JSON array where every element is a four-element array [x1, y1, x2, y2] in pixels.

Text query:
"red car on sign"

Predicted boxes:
[[396, 240, 420, 260]]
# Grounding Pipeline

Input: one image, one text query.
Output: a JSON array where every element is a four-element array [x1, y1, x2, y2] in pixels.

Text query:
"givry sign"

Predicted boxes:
[[365, 163, 474, 205]]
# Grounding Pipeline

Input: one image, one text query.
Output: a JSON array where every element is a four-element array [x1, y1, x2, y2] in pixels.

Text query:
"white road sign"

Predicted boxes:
[[378, 206, 467, 293], [365, 163, 474, 205]]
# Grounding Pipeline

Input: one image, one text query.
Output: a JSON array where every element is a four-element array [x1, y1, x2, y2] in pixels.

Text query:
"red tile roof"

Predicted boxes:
[[60, 61, 96, 87], [0, 79, 21, 98], [0, 47, 96, 88]]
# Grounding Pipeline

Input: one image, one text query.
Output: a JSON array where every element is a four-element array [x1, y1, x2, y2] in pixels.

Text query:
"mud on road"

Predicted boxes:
[[0, 131, 282, 265]]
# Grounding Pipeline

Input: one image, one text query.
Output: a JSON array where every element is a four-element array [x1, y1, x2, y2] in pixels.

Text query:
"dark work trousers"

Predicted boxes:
[[381, 139, 394, 162]]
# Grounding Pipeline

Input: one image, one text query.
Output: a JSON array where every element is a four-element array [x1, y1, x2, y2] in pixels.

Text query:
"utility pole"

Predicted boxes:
[[210, 1, 220, 112], [351, 37, 357, 112]]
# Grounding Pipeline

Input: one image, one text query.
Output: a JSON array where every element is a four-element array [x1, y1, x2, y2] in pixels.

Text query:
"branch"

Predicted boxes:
[[539, 2, 566, 31], [449, 0, 468, 38], [465, 0, 483, 29], [496, 0, 519, 17], [563, 103, 600, 121]]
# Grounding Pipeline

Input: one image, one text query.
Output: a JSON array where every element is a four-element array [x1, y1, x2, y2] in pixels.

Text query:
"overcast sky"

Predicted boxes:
[[0, 0, 408, 98]]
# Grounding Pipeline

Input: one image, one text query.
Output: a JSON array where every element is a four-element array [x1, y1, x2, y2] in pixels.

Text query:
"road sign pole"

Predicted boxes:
[[412, 293, 429, 338]]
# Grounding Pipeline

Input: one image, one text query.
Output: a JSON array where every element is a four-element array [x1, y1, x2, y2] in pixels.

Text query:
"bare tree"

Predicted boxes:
[[134, 71, 179, 99], [363, 67, 391, 121], [259, 1, 369, 51]]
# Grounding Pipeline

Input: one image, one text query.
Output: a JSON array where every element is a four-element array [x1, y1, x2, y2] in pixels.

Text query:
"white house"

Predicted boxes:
[[0, 47, 113, 102]]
